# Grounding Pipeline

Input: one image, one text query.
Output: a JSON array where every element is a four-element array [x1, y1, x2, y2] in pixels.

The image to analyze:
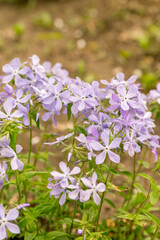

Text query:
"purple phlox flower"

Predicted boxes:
[[0, 162, 8, 190], [152, 148, 158, 161], [78, 229, 83, 235], [42, 103, 60, 126], [148, 83, 160, 103], [43, 76, 56, 92], [0, 204, 20, 239], [113, 114, 135, 134], [113, 85, 139, 111], [90, 81, 106, 100], [88, 112, 110, 134], [29, 55, 45, 77], [16, 72, 44, 91], [44, 132, 74, 145], [0, 92, 6, 105], [2, 58, 28, 84], [0, 136, 10, 149], [75, 133, 97, 160], [48, 181, 69, 206], [16, 203, 30, 211], [148, 137, 160, 160], [50, 161, 80, 188], [123, 130, 141, 157], [115, 73, 137, 86], [18, 103, 30, 126], [75, 134, 92, 151], [1, 145, 24, 171], [8, 89, 31, 110], [43, 83, 70, 111], [80, 172, 105, 205], [4, 84, 13, 98], [0, 101, 23, 121], [70, 85, 98, 115], [68, 182, 81, 200], [90, 131, 121, 164], [136, 112, 155, 130], [32, 86, 49, 102], [43, 61, 52, 74], [52, 63, 69, 80]]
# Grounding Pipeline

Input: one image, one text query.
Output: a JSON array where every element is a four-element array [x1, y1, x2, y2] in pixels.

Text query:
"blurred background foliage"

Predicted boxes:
[[0, 0, 160, 92]]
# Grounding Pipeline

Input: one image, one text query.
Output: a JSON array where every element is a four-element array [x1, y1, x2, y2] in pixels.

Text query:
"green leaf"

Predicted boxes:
[[75, 126, 87, 136], [134, 183, 146, 194], [119, 170, 132, 178], [9, 130, 18, 151], [46, 231, 69, 240], [24, 232, 37, 240], [143, 211, 160, 226], [31, 110, 39, 128], [67, 103, 72, 120], [138, 173, 152, 181], [18, 171, 48, 182], [150, 191, 159, 205], [105, 198, 116, 209]]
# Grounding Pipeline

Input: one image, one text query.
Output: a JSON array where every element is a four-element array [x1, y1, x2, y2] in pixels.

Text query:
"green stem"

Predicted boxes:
[[136, 147, 148, 176], [69, 201, 77, 236], [126, 154, 136, 207], [151, 226, 159, 240], [28, 116, 32, 164], [16, 170, 21, 202], [95, 161, 112, 231]]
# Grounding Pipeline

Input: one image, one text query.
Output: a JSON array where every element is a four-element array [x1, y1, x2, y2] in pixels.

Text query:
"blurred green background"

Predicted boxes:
[[0, 0, 160, 90]]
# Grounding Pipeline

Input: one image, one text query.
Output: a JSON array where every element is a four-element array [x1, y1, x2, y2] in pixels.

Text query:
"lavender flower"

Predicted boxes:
[[90, 131, 121, 164], [0, 204, 20, 239], [2, 58, 28, 84], [50, 161, 80, 188], [80, 172, 105, 205], [0, 101, 23, 121], [1, 145, 24, 171], [0, 162, 8, 189]]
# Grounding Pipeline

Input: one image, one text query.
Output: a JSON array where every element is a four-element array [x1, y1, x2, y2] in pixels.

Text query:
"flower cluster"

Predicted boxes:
[[0, 56, 160, 238], [48, 161, 105, 205]]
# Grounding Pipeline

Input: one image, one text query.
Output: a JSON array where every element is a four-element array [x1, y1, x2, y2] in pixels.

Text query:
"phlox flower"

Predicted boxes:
[[90, 131, 121, 164], [80, 172, 105, 205], [0, 101, 23, 121], [113, 85, 139, 111], [45, 132, 74, 145], [50, 161, 80, 188], [2, 57, 28, 84], [70, 85, 98, 115], [0, 162, 8, 189], [42, 103, 60, 126], [0, 204, 20, 239], [123, 131, 141, 157], [8, 89, 31, 110], [1, 145, 24, 171]]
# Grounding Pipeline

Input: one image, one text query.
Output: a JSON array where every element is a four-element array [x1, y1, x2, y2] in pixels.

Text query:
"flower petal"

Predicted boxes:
[[6, 209, 19, 221], [6, 222, 20, 234]]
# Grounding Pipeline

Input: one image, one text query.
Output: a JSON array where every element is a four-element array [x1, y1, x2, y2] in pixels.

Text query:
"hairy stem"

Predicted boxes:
[[95, 161, 112, 231], [16, 170, 21, 202], [28, 115, 32, 164], [69, 201, 77, 236], [126, 153, 136, 207]]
